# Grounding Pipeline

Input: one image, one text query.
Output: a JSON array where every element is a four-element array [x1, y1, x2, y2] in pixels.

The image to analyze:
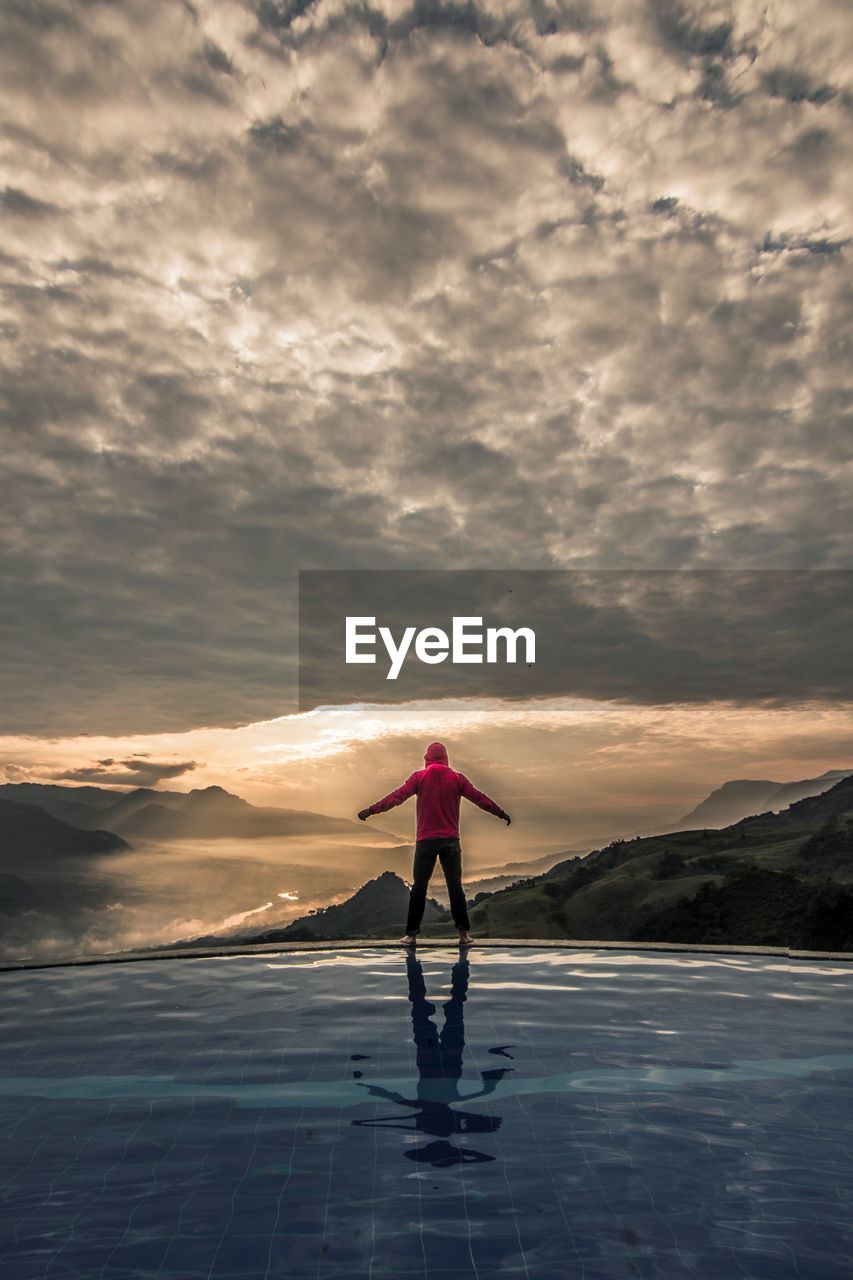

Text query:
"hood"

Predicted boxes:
[[424, 741, 449, 765]]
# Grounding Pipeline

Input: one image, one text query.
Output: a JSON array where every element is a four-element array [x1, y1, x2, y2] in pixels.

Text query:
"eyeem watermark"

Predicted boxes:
[[346, 616, 536, 680], [298, 568, 853, 712]]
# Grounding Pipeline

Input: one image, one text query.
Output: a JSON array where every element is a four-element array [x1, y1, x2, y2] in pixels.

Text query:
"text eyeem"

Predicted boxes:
[[345, 616, 536, 681]]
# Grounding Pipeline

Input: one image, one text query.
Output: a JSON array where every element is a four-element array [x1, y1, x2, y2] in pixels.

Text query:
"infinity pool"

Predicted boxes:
[[2, 946, 853, 1280]]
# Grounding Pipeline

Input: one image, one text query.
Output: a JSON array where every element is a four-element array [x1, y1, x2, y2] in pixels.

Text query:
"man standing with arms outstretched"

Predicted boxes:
[[358, 742, 511, 946]]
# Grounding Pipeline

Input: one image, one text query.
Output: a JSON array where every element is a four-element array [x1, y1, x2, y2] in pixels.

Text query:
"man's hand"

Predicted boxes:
[[357, 808, 372, 822], [502, 814, 512, 826]]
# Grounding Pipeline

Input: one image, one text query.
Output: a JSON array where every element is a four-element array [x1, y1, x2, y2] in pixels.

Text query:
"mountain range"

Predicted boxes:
[[197, 772, 853, 952], [0, 782, 391, 842], [3, 767, 849, 858], [4, 768, 853, 954], [0, 797, 130, 863], [670, 769, 853, 830]]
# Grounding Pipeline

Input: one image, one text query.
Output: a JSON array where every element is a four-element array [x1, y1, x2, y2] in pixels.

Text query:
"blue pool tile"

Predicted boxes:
[[2, 947, 853, 1280]]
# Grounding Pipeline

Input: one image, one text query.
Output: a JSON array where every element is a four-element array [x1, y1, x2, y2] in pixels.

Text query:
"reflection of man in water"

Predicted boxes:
[[357, 741, 511, 946], [351, 950, 512, 1168]]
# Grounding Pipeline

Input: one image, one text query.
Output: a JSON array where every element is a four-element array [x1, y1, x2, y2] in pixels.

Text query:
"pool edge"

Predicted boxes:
[[2, 937, 852, 973]]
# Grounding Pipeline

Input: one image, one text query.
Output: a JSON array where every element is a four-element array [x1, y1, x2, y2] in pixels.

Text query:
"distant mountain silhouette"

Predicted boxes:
[[87, 787, 187, 831], [768, 770, 853, 811], [0, 782, 136, 828], [467, 849, 584, 879], [0, 783, 188, 828], [0, 782, 391, 842], [761, 772, 853, 826], [172, 871, 448, 947], [0, 798, 130, 861], [113, 786, 383, 840], [0, 783, 127, 810], [671, 769, 853, 830]]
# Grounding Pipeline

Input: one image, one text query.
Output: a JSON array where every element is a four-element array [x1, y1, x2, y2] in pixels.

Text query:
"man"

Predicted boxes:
[[358, 741, 511, 946]]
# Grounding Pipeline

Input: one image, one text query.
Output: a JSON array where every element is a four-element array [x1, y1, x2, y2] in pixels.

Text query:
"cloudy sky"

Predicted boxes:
[[1, 0, 851, 844]]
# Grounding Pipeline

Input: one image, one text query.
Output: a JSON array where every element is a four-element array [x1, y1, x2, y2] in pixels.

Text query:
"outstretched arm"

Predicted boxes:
[[354, 1081, 415, 1106], [458, 774, 511, 825], [459, 1066, 514, 1101], [358, 772, 419, 821]]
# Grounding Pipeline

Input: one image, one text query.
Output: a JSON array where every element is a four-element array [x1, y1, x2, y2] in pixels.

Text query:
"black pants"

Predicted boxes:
[[406, 837, 470, 934]]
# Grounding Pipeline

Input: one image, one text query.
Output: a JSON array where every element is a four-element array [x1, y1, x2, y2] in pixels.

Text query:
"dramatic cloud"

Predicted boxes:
[[45, 755, 200, 787], [0, 0, 851, 735]]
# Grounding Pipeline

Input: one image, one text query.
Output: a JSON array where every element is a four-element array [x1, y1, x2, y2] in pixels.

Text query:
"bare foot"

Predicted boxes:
[[400, 934, 417, 945], [458, 932, 473, 945]]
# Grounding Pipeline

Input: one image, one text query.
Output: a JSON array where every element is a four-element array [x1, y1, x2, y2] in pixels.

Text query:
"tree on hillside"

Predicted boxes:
[[798, 818, 853, 878], [653, 851, 686, 879]]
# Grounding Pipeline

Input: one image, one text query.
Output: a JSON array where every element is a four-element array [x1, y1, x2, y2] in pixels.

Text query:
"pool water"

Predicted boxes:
[[2, 946, 853, 1280]]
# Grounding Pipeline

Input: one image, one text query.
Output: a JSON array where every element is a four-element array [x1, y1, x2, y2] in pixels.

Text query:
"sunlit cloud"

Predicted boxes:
[[45, 756, 200, 787]]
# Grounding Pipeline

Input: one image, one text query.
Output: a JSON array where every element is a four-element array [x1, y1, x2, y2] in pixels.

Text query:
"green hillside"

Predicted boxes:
[[463, 775, 853, 950]]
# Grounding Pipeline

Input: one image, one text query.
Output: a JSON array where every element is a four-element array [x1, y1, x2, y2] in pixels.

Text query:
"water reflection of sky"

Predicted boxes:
[[2, 947, 853, 1279]]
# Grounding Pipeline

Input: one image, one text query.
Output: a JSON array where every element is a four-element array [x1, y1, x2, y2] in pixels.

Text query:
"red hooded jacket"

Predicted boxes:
[[364, 742, 510, 840]]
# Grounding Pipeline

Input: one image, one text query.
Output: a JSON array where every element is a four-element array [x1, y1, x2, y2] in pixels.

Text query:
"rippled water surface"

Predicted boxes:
[[2, 946, 853, 1280]]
